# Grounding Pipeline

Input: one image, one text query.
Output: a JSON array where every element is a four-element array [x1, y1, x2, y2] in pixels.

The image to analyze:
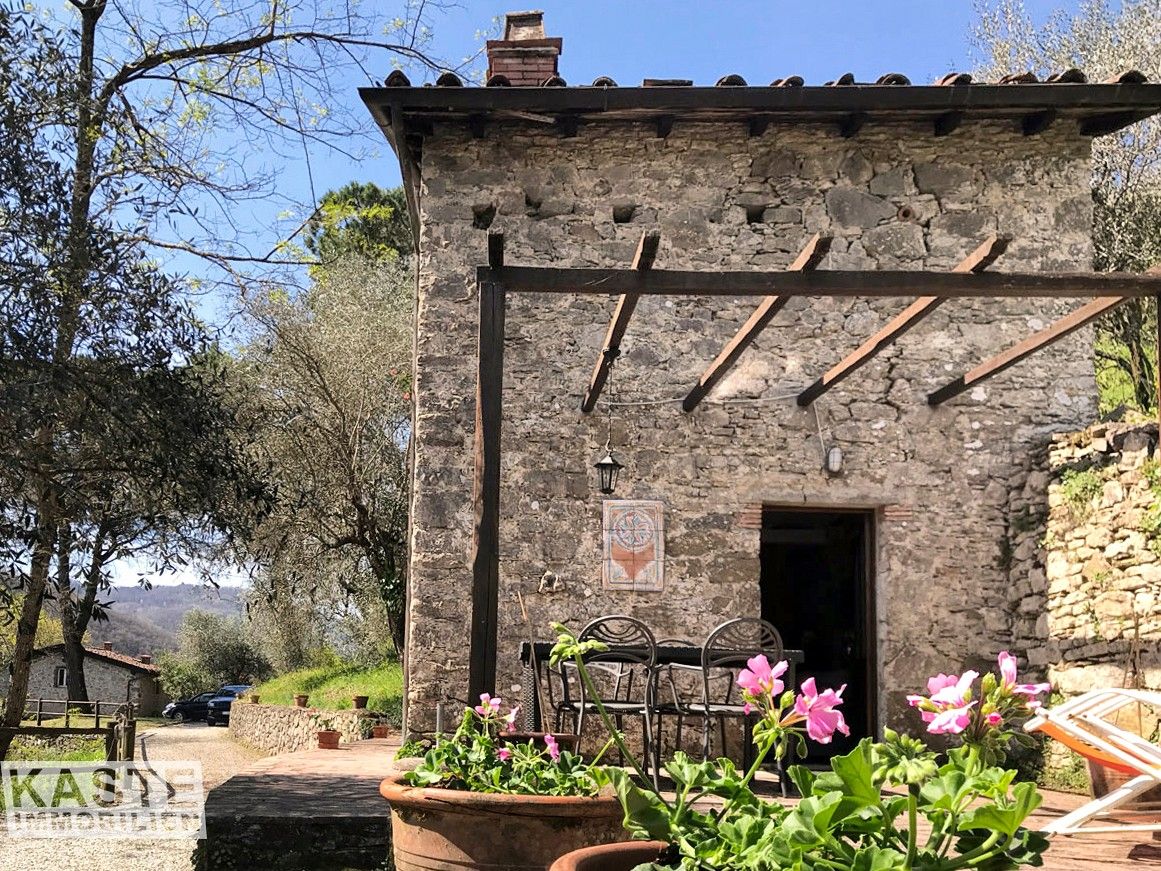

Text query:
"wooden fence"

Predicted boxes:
[[0, 699, 138, 761]]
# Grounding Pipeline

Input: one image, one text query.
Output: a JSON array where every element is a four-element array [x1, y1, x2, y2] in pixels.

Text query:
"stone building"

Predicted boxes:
[[361, 12, 1161, 738], [0, 643, 168, 716]]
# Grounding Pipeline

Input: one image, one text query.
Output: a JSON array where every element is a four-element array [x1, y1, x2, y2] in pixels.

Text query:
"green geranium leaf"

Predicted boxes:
[[596, 767, 672, 841], [814, 739, 881, 818], [780, 791, 844, 847], [959, 782, 1043, 837], [850, 845, 909, 871]]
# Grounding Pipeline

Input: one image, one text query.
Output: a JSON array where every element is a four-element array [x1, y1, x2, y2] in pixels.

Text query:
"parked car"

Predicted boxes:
[[205, 685, 252, 727], [163, 684, 252, 723], [162, 691, 219, 723]]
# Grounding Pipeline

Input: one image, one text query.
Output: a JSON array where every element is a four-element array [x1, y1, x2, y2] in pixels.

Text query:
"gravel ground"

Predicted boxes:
[[0, 722, 260, 871]]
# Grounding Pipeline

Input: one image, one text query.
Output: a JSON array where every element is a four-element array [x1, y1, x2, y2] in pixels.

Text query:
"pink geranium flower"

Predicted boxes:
[[474, 693, 502, 717], [736, 655, 788, 700], [503, 706, 521, 733], [544, 733, 560, 762], [792, 678, 850, 744], [985, 711, 1003, 727], [929, 671, 979, 707], [927, 703, 977, 735], [997, 651, 1050, 701], [497, 746, 511, 762]]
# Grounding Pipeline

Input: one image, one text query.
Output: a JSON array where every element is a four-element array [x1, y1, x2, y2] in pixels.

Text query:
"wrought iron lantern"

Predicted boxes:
[[594, 445, 623, 495], [594, 347, 625, 495]]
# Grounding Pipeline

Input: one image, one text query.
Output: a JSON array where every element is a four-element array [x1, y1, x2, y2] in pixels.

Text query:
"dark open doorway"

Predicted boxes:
[[760, 507, 875, 760]]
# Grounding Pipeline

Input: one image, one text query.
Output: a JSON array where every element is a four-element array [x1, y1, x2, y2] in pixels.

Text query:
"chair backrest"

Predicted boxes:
[[579, 615, 657, 668], [700, 617, 784, 706], [575, 616, 657, 706]]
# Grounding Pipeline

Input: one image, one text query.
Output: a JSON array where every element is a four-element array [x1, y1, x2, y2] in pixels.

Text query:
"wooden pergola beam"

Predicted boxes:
[[683, 234, 832, 412], [927, 296, 1127, 405], [477, 265, 1161, 298], [579, 230, 661, 413], [796, 236, 1009, 407]]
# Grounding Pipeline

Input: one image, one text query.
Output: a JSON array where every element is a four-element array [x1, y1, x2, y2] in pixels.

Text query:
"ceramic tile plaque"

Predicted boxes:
[[602, 500, 664, 592]]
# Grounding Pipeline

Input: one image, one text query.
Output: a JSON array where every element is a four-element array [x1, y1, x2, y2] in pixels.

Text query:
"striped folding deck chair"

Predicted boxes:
[[1024, 688, 1161, 835]]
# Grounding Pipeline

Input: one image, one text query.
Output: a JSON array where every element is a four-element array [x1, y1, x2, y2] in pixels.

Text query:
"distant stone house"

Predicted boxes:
[[0, 642, 168, 716], [360, 12, 1161, 739]]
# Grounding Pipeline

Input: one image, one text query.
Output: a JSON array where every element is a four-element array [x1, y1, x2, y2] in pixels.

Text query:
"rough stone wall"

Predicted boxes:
[[407, 118, 1097, 732], [2, 654, 163, 715], [1008, 420, 1161, 694], [228, 702, 382, 756]]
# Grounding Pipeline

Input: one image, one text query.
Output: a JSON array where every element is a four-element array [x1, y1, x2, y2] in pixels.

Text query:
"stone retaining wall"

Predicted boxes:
[[1008, 419, 1161, 694], [228, 702, 383, 756]]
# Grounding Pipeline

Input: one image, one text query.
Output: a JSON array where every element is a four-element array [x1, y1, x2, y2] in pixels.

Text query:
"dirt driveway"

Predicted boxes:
[[0, 721, 260, 871]]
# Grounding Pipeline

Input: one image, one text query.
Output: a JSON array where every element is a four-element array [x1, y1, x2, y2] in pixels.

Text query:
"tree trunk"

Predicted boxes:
[[0, 0, 107, 760], [0, 506, 55, 759], [55, 523, 91, 704]]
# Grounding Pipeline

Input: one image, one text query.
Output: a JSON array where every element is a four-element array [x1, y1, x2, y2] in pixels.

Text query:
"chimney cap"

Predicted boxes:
[[503, 10, 546, 41], [138, 654, 152, 664], [102, 641, 113, 651]]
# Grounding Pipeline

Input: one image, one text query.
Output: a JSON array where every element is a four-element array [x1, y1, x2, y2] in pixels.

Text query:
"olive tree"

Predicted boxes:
[[239, 255, 413, 657]]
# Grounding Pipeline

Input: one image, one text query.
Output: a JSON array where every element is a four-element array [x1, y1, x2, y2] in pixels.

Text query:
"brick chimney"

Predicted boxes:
[[102, 641, 113, 651], [486, 11, 562, 86], [138, 654, 152, 664]]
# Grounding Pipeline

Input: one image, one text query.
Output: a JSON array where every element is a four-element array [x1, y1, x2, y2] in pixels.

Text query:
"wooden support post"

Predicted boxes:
[[1155, 292, 1160, 440], [928, 296, 1127, 405], [468, 279, 506, 704], [579, 230, 661, 413], [682, 234, 831, 412], [797, 236, 1009, 406]]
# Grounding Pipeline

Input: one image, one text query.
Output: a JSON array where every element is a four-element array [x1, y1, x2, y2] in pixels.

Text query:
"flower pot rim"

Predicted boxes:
[[317, 729, 341, 736], [379, 772, 623, 819], [548, 840, 670, 871]]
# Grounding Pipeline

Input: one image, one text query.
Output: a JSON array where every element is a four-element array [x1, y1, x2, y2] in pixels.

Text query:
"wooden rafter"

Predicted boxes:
[[477, 265, 1161, 298], [927, 296, 1126, 405], [683, 234, 832, 412], [579, 230, 661, 413], [796, 236, 1009, 407]]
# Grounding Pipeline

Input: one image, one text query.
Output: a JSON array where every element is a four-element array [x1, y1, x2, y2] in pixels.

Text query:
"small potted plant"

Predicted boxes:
[[352, 695, 369, 709], [317, 716, 341, 750], [380, 688, 624, 871], [371, 723, 392, 739], [294, 693, 309, 708], [550, 631, 1053, 871]]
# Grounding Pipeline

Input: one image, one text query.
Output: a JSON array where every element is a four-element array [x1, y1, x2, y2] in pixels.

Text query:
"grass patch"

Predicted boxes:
[[252, 661, 403, 722], [1059, 468, 1103, 519], [4, 735, 106, 763]]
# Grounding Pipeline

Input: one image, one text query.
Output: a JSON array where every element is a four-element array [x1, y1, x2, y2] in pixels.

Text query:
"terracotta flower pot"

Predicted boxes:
[[380, 772, 626, 871], [549, 841, 669, 871], [371, 724, 392, 739], [318, 729, 341, 750], [352, 695, 369, 710], [294, 694, 309, 708]]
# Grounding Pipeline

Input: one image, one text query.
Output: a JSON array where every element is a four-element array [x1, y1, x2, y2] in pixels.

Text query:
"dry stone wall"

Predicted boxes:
[[408, 118, 1098, 732], [228, 702, 381, 756], [1008, 419, 1161, 694]]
